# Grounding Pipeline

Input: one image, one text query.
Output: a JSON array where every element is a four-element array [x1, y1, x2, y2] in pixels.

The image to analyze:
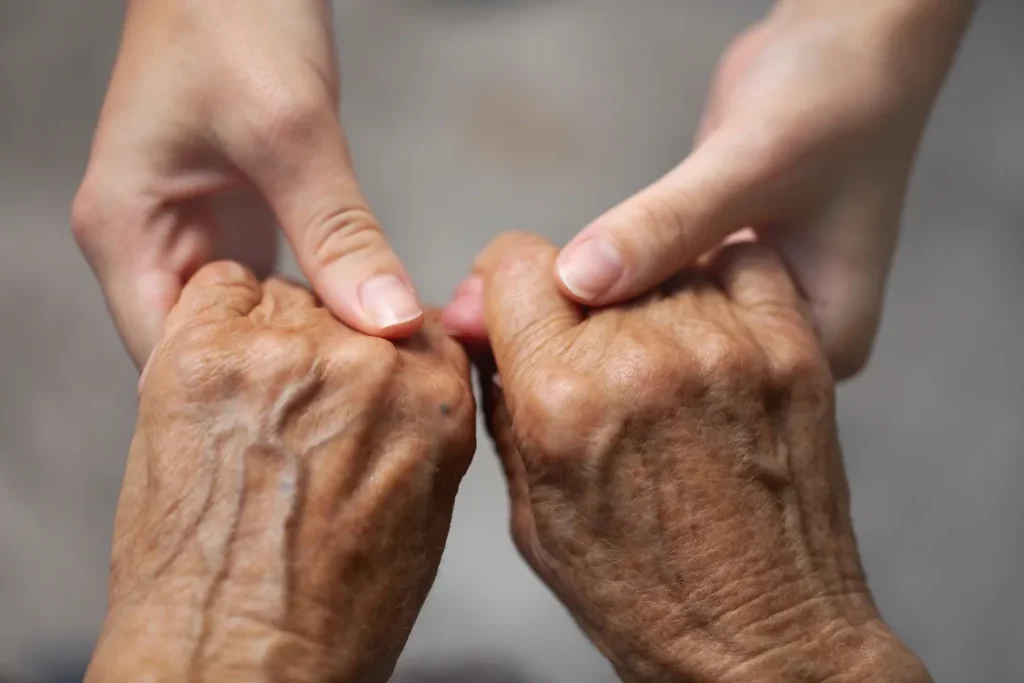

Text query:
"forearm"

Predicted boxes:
[[776, 0, 975, 96]]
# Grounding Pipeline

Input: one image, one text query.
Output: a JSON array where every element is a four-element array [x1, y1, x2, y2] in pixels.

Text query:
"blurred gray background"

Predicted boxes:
[[1, 1, 1021, 681]]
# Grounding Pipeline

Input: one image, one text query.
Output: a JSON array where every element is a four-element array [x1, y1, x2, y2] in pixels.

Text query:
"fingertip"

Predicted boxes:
[[554, 234, 625, 304], [441, 275, 486, 338], [315, 266, 425, 338], [441, 295, 487, 342], [356, 273, 425, 338]]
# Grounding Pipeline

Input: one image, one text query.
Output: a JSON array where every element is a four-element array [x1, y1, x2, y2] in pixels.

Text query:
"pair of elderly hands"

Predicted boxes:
[[86, 232, 929, 683]]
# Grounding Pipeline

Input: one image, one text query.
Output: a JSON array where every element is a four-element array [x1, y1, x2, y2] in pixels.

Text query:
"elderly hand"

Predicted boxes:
[[445, 233, 930, 682], [551, 0, 974, 378], [73, 0, 423, 370], [86, 263, 475, 683]]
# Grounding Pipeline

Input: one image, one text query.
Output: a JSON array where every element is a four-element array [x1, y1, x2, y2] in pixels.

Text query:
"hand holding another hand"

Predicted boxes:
[[73, 0, 423, 371], [553, 1, 973, 378], [447, 233, 930, 682]]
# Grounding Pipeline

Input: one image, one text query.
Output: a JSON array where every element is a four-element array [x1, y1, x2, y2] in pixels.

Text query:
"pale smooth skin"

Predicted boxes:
[[478, 0, 973, 378], [446, 232, 931, 682], [86, 264, 477, 683], [73, 0, 424, 372], [74, 0, 974, 379]]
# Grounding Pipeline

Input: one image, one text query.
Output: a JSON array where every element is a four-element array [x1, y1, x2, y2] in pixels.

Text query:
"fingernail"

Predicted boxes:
[[556, 236, 624, 301], [359, 274, 423, 329]]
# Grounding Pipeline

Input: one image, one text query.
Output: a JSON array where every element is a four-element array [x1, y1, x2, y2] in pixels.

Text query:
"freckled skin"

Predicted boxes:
[[470, 232, 931, 683], [86, 263, 476, 683]]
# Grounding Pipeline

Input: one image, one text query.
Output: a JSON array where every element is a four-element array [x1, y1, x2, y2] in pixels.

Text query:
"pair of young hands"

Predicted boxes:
[[72, 0, 973, 382], [86, 232, 930, 683]]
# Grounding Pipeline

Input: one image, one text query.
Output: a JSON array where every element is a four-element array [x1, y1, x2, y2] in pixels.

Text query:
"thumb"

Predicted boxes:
[[246, 117, 423, 338], [554, 134, 774, 306]]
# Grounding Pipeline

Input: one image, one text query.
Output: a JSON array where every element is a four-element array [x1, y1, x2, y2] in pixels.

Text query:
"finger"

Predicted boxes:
[[441, 275, 487, 341], [239, 113, 423, 339], [470, 349, 537, 554], [139, 261, 262, 393], [474, 232, 583, 374], [713, 240, 801, 314], [554, 134, 774, 307], [162, 261, 263, 339], [249, 277, 321, 329], [711, 241, 826, 380]]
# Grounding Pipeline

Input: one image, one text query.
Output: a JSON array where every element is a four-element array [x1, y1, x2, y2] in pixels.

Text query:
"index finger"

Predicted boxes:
[[474, 232, 583, 376], [161, 261, 264, 340], [140, 261, 263, 393]]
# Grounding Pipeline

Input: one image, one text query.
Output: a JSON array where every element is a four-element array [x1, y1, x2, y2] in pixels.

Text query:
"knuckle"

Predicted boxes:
[[513, 368, 601, 456], [772, 337, 833, 396], [328, 335, 401, 388], [303, 206, 384, 269], [431, 372, 474, 420], [599, 339, 674, 404], [692, 327, 766, 395], [249, 86, 332, 148], [247, 331, 319, 383], [410, 370, 476, 452], [157, 325, 239, 400], [164, 327, 318, 402]]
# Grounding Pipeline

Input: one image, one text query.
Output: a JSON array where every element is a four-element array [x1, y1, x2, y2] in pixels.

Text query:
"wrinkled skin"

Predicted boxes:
[[446, 233, 930, 682], [86, 263, 475, 683]]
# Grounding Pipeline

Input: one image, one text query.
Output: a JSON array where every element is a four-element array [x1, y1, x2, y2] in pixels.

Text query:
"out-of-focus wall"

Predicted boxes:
[[1, 2, 1021, 681]]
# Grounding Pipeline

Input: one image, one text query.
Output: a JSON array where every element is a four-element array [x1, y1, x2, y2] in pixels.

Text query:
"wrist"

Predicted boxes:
[[721, 620, 932, 683], [86, 602, 197, 682], [618, 622, 931, 683], [614, 595, 929, 683]]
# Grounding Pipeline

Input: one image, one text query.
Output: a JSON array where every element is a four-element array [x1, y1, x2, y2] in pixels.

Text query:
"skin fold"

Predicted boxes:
[[446, 232, 931, 682], [85, 264, 476, 683]]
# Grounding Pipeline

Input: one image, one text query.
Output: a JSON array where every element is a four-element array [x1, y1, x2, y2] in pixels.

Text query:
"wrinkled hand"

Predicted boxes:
[[73, 0, 422, 369], [551, 1, 974, 378], [87, 263, 475, 683], [446, 233, 929, 682]]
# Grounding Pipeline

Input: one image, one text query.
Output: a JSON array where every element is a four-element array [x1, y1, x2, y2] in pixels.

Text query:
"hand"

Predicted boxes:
[[551, 0, 974, 378], [73, 0, 422, 370], [86, 263, 475, 683], [446, 233, 930, 682]]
